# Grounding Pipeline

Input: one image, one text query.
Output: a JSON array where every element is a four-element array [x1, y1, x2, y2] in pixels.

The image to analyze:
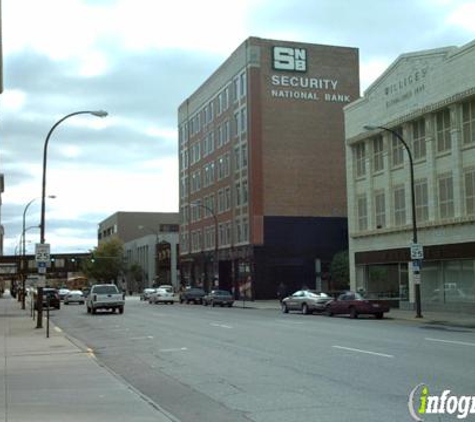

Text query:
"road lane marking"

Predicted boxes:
[[210, 323, 233, 329], [332, 345, 394, 358], [159, 347, 188, 353], [425, 337, 475, 347], [130, 336, 154, 340]]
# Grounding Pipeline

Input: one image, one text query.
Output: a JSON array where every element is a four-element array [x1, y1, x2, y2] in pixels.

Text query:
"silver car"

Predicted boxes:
[[281, 290, 332, 315], [64, 290, 85, 305]]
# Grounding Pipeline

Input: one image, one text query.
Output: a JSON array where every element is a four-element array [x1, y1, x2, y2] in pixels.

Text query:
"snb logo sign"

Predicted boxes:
[[272, 46, 307, 72]]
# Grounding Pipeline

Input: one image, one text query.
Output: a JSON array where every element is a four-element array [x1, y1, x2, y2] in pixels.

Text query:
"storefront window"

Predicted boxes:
[[422, 260, 475, 304]]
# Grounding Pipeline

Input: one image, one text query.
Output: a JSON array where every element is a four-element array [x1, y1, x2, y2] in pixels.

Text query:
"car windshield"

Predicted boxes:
[[92, 285, 119, 294]]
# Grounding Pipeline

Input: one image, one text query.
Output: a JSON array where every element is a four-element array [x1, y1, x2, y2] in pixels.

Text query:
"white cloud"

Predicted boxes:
[[446, 2, 475, 33], [1, 89, 27, 112]]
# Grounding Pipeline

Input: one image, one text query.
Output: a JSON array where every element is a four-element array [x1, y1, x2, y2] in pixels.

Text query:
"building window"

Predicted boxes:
[[393, 185, 406, 226], [218, 189, 224, 213], [242, 180, 248, 205], [240, 71, 246, 97], [415, 179, 429, 222], [391, 127, 404, 167], [225, 187, 231, 210], [241, 143, 248, 168], [462, 99, 475, 146], [240, 107, 247, 133], [438, 174, 454, 219], [412, 118, 426, 160], [372, 136, 384, 173], [242, 217, 249, 242], [234, 145, 240, 171], [235, 182, 241, 206], [355, 143, 366, 177], [374, 191, 385, 229], [357, 195, 368, 231], [436, 109, 451, 153], [224, 120, 230, 144], [464, 168, 475, 215]]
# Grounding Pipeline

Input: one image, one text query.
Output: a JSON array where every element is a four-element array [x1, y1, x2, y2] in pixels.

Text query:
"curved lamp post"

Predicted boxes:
[[364, 124, 422, 318], [190, 202, 218, 291], [37, 110, 108, 329]]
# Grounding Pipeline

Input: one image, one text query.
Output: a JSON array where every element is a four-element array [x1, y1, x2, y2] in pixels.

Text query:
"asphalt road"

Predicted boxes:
[[52, 297, 475, 422]]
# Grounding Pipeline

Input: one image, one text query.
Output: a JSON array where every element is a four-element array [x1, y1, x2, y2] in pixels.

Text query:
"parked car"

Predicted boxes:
[[179, 287, 206, 304], [64, 290, 85, 305], [33, 287, 61, 310], [149, 288, 174, 304], [281, 290, 332, 315], [325, 291, 390, 319], [140, 288, 156, 301], [157, 285, 174, 294], [203, 290, 234, 307], [58, 287, 70, 300], [86, 284, 125, 314]]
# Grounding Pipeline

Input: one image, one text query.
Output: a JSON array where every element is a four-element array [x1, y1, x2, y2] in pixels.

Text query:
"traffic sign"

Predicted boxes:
[[35, 243, 51, 263], [410, 243, 424, 260]]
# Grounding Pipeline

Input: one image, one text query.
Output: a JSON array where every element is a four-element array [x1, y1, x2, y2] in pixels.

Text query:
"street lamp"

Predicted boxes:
[[37, 110, 108, 329], [190, 202, 218, 291], [364, 124, 422, 318]]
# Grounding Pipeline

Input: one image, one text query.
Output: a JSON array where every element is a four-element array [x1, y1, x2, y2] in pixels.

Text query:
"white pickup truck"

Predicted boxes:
[[86, 284, 125, 315]]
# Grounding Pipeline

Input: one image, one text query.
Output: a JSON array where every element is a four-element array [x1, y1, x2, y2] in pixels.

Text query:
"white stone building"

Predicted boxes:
[[344, 40, 475, 313]]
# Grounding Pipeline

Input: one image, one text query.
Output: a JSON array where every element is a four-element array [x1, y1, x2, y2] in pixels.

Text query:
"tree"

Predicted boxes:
[[329, 250, 350, 291], [81, 238, 125, 284], [127, 262, 145, 293]]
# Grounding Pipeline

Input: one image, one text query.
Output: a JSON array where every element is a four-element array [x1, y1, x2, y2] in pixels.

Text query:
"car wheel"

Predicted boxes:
[[302, 303, 309, 315], [228, 303, 233, 307], [325, 305, 333, 317], [119, 306, 124, 314], [91, 307, 96, 315], [282, 303, 289, 313], [375, 312, 384, 319], [211, 301, 215, 307], [87, 306, 91, 314], [349, 307, 358, 319], [64, 301, 69, 305], [203, 300, 208, 306]]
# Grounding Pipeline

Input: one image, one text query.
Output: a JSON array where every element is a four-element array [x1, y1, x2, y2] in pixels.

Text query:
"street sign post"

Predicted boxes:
[[35, 243, 51, 264], [410, 243, 424, 261]]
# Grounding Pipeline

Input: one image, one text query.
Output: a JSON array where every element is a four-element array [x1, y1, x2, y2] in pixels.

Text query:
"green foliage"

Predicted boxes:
[[81, 238, 125, 284], [329, 250, 350, 290]]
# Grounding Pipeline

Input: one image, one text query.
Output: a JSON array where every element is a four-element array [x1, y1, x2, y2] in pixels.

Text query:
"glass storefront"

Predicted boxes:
[[356, 263, 406, 300], [422, 259, 475, 305]]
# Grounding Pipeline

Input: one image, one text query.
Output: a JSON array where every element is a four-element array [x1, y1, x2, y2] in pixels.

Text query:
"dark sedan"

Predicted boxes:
[[325, 291, 390, 319], [203, 290, 234, 307], [180, 287, 206, 304], [33, 288, 61, 310]]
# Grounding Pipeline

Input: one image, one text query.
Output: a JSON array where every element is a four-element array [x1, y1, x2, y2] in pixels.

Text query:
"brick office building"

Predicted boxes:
[[178, 37, 359, 298]]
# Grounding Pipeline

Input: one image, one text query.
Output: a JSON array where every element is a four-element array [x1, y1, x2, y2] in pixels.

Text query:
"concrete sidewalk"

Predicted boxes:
[[0, 293, 178, 422], [236, 299, 475, 328]]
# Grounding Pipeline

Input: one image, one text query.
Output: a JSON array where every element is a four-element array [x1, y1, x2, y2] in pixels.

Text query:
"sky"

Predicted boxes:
[[1, 0, 474, 256]]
